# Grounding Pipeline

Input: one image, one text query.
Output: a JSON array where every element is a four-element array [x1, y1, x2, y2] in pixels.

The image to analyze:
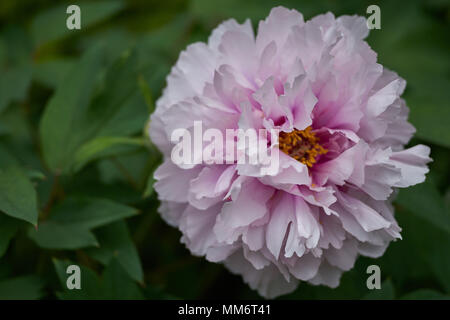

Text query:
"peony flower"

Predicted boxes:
[[149, 6, 431, 298]]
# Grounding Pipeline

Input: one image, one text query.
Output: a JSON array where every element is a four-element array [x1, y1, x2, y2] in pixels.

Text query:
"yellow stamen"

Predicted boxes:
[[278, 126, 328, 168]]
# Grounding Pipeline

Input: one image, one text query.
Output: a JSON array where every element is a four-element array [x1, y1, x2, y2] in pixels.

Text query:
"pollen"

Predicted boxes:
[[278, 126, 328, 168]]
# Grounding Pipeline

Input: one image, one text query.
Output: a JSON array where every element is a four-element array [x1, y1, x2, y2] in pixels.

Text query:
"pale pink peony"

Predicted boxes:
[[149, 7, 431, 298]]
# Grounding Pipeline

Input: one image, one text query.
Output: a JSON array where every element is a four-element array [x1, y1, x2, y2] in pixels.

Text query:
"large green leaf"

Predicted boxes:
[[95, 90, 149, 138], [28, 197, 138, 250], [53, 259, 104, 299], [73, 136, 146, 172], [0, 26, 32, 114], [39, 45, 106, 173], [28, 221, 99, 250], [406, 76, 450, 149], [0, 65, 31, 114], [428, 231, 450, 293], [77, 50, 142, 142], [0, 144, 19, 167], [0, 166, 39, 225], [102, 258, 144, 299], [31, 0, 125, 46], [49, 197, 139, 229], [0, 214, 22, 257], [396, 179, 450, 235], [39, 46, 142, 174], [391, 206, 450, 294], [32, 58, 76, 89], [86, 221, 143, 283], [53, 258, 143, 300], [0, 275, 45, 299]]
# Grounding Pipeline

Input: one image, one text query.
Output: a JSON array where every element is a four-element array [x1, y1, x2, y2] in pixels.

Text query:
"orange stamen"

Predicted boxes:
[[278, 126, 328, 168]]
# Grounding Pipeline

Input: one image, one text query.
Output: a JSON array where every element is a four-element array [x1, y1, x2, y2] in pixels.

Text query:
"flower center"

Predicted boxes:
[[278, 126, 328, 167]]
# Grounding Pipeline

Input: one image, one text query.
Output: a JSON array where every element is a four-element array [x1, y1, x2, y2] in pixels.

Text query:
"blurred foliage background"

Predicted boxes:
[[0, 0, 449, 300]]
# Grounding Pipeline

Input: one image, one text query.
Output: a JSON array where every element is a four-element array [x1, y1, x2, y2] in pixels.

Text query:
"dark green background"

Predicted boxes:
[[0, 0, 449, 299]]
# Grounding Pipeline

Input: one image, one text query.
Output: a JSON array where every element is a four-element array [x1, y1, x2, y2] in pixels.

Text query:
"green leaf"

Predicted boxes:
[[0, 65, 31, 114], [396, 179, 450, 235], [31, 0, 125, 46], [86, 221, 143, 283], [137, 75, 155, 113], [102, 258, 144, 299], [0, 166, 39, 225], [73, 136, 145, 172], [78, 50, 141, 140], [50, 197, 139, 229], [0, 143, 19, 167], [362, 279, 395, 300], [28, 197, 137, 250], [92, 89, 148, 138], [32, 58, 76, 88], [392, 207, 450, 294], [53, 258, 144, 300], [428, 232, 450, 293], [143, 154, 161, 198], [406, 77, 450, 149], [0, 214, 22, 257], [400, 289, 450, 300], [79, 28, 136, 66], [28, 221, 99, 249], [0, 26, 32, 64], [26, 169, 46, 182], [53, 259, 104, 299], [0, 275, 45, 299], [39, 47, 142, 174], [39, 44, 106, 173], [0, 26, 32, 114]]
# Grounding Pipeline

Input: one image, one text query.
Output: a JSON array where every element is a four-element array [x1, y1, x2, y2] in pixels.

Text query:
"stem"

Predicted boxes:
[[40, 174, 63, 220], [111, 156, 139, 190]]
